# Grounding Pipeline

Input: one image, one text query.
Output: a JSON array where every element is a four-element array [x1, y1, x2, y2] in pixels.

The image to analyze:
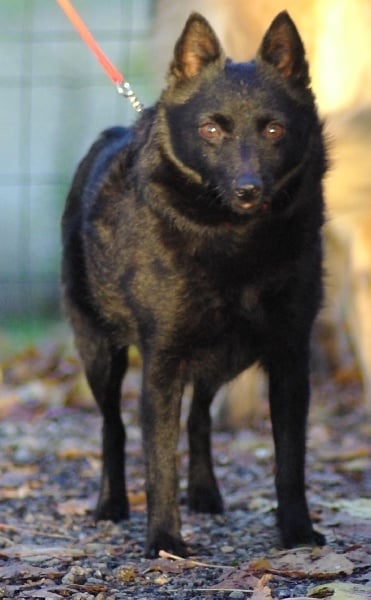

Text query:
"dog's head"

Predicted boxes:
[[157, 12, 325, 222]]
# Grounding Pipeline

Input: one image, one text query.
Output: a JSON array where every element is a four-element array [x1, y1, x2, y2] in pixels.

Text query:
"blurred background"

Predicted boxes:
[[0, 0, 156, 352], [1, 0, 371, 411]]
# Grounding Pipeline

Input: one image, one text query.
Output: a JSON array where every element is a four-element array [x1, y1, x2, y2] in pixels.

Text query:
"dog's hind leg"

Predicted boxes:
[[187, 379, 223, 514], [93, 345, 129, 523], [67, 304, 129, 523]]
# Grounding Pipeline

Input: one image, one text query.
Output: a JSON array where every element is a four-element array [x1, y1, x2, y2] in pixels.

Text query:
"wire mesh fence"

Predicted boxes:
[[0, 0, 156, 319]]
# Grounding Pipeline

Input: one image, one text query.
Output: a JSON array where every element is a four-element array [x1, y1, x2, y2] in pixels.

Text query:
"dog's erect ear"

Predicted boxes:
[[258, 11, 309, 86], [169, 13, 225, 82]]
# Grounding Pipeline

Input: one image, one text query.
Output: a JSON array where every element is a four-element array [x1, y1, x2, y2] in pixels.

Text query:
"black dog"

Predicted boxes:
[[62, 11, 327, 557]]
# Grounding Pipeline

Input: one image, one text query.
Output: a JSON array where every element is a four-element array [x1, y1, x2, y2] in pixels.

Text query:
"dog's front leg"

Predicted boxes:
[[267, 348, 325, 548], [141, 358, 187, 558]]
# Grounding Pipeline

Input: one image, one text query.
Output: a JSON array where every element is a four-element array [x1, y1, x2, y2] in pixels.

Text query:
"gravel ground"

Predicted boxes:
[[0, 356, 370, 598]]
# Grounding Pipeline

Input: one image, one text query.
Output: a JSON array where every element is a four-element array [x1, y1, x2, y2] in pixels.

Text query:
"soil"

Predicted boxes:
[[0, 343, 370, 599]]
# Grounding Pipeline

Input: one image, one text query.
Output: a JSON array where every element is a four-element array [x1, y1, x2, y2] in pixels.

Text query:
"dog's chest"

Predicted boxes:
[[183, 276, 266, 341], [179, 281, 266, 379]]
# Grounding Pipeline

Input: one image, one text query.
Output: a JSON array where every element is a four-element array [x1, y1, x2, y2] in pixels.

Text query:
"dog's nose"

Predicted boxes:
[[234, 174, 262, 204]]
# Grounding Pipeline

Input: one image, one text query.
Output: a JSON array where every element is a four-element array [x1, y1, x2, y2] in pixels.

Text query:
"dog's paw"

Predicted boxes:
[[188, 484, 224, 514], [95, 497, 129, 523], [145, 529, 188, 558], [278, 503, 326, 548], [280, 518, 326, 548]]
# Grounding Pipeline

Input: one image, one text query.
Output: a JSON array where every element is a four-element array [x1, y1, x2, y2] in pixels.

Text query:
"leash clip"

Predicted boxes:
[[56, 0, 145, 114], [116, 81, 144, 113]]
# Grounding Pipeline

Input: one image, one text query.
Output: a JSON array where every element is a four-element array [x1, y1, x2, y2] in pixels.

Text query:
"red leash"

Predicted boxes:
[[56, 0, 143, 112]]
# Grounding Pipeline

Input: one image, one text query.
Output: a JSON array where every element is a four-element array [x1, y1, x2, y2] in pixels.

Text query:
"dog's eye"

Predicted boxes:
[[262, 122, 285, 140], [199, 122, 222, 140]]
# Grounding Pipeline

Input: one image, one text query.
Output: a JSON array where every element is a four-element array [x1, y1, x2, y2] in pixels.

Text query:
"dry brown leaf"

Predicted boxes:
[[0, 562, 62, 581], [251, 574, 274, 599], [0, 386, 21, 418], [128, 490, 147, 508], [57, 446, 99, 460], [144, 557, 196, 575], [333, 365, 362, 385], [250, 558, 273, 572], [249, 548, 354, 579], [0, 482, 36, 499], [319, 446, 371, 462], [343, 545, 371, 569], [0, 543, 87, 561], [64, 372, 93, 408], [212, 568, 259, 592], [56, 497, 93, 516]]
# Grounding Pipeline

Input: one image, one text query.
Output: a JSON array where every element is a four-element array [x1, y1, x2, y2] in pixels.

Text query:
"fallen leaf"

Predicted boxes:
[[64, 372, 93, 408], [56, 497, 93, 516], [309, 582, 371, 599], [249, 548, 354, 579], [144, 558, 195, 575], [0, 482, 36, 499], [0, 386, 21, 418], [318, 445, 371, 463], [26, 590, 64, 599], [336, 498, 371, 519], [57, 446, 99, 460], [343, 545, 371, 569], [0, 543, 87, 561], [212, 569, 259, 592], [309, 552, 354, 577], [0, 562, 62, 581], [251, 574, 273, 599], [128, 490, 147, 508], [250, 558, 274, 572]]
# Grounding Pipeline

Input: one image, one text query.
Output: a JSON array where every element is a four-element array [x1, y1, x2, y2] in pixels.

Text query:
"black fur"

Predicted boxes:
[[62, 11, 327, 557]]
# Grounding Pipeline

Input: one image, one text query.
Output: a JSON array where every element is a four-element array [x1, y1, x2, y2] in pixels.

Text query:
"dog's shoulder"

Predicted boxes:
[[65, 106, 157, 210]]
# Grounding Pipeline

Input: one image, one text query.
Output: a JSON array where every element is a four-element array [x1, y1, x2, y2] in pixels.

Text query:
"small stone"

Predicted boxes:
[[154, 574, 170, 585], [0, 536, 13, 548], [229, 591, 245, 599], [215, 515, 226, 524], [115, 565, 136, 583], [93, 568, 104, 579], [221, 545, 235, 553], [24, 513, 36, 524], [62, 565, 87, 584], [87, 576, 106, 585], [13, 447, 33, 464]]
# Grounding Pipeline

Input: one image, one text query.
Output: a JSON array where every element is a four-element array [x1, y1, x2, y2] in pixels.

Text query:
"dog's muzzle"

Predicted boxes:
[[233, 173, 264, 212]]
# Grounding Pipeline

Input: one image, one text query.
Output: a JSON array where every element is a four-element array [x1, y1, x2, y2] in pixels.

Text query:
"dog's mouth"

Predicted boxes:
[[200, 184, 270, 225], [231, 195, 270, 215]]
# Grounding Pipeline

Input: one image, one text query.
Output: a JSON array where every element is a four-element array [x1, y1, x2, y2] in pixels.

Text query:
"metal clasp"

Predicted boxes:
[[116, 81, 144, 113]]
